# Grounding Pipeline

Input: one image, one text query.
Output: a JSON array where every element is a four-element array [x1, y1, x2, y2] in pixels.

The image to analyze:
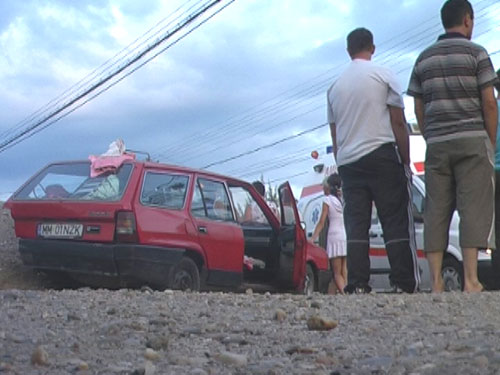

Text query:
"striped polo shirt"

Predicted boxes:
[[407, 32, 498, 143]]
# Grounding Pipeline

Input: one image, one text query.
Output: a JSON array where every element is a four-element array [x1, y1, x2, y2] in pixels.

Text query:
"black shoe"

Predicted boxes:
[[344, 284, 372, 294], [389, 282, 416, 294]]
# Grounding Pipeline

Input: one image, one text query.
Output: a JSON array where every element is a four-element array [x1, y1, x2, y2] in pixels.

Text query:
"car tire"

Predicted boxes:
[[302, 264, 316, 295], [441, 256, 463, 291], [168, 257, 200, 291]]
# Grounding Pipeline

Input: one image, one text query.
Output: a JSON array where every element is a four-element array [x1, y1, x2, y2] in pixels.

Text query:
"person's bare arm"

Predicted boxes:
[[310, 202, 328, 243], [388, 106, 410, 165], [329, 122, 337, 162], [481, 85, 498, 146], [413, 97, 425, 135]]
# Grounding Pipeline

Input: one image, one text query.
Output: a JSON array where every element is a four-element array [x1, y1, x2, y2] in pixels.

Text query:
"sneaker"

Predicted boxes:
[[344, 284, 372, 294]]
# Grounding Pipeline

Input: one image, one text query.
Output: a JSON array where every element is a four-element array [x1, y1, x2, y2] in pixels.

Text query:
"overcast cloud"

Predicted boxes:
[[1, 0, 499, 200]]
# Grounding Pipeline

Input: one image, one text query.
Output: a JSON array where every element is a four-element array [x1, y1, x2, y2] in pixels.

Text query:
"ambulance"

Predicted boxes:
[[297, 133, 495, 292]]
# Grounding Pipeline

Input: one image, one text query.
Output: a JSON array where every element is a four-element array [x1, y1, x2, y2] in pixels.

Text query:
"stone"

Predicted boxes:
[[106, 307, 118, 315], [214, 351, 248, 367], [31, 345, 49, 366], [275, 309, 287, 322], [67, 358, 89, 371], [315, 355, 337, 366], [310, 301, 321, 309], [475, 355, 489, 368], [285, 346, 315, 355], [146, 334, 169, 351], [144, 348, 160, 361], [306, 316, 338, 331]]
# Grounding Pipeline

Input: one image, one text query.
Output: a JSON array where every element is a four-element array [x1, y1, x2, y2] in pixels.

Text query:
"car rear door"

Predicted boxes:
[[190, 177, 244, 287], [277, 182, 307, 290]]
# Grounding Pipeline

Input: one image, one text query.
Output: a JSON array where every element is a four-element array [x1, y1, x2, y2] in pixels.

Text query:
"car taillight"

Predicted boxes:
[[115, 211, 138, 243]]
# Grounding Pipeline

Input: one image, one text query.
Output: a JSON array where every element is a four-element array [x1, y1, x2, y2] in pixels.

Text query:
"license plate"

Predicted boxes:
[[38, 223, 83, 238]]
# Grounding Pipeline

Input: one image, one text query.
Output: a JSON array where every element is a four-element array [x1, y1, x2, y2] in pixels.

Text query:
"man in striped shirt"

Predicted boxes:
[[407, 0, 498, 293]]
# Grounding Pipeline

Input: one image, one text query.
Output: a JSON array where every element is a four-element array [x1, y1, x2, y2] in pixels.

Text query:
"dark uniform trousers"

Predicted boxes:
[[338, 143, 419, 293]]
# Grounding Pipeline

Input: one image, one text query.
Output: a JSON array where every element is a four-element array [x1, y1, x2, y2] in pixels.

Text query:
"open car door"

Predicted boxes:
[[277, 182, 307, 290]]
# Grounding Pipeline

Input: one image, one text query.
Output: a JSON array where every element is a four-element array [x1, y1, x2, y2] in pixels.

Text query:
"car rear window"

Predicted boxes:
[[13, 162, 133, 202], [140, 172, 189, 209]]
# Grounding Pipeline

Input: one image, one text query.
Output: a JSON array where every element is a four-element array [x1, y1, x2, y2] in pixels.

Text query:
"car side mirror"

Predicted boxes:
[[300, 221, 306, 230]]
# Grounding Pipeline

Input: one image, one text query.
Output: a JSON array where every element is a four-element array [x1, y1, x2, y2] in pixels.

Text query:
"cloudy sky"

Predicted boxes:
[[1, 0, 499, 200]]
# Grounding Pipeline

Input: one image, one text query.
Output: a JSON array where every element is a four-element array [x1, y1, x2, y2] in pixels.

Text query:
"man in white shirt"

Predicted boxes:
[[327, 28, 420, 293]]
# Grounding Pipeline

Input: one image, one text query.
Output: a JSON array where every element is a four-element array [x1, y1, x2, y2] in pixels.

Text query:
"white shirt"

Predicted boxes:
[[327, 59, 404, 166]]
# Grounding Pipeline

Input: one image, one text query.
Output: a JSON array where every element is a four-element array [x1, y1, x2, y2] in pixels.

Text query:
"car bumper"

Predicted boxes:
[[19, 238, 185, 286]]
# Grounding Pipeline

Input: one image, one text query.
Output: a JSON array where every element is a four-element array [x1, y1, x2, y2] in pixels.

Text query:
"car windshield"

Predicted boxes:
[[13, 162, 133, 201]]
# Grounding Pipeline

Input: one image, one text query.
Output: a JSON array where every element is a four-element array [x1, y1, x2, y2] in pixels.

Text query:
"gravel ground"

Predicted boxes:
[[2, 203, 500, 375]]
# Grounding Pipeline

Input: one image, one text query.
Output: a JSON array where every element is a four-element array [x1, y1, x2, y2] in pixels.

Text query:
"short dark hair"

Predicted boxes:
[[495, 69, 500, 92], [252, 181, 265, 196], [441, 0, 473, 29], [347, 28, 373, 57]]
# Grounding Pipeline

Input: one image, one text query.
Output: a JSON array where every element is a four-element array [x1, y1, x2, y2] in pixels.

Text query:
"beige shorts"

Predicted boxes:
[[424, 135, 495, 251]]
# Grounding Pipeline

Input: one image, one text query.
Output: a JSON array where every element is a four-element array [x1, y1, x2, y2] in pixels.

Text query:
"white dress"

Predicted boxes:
[[324, 195, 347, 258]]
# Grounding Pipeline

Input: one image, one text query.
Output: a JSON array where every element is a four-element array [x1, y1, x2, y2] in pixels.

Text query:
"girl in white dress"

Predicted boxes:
[[310, 174, 347, 294]]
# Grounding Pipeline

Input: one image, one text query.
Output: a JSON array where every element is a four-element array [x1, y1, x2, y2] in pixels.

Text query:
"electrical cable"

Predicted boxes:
[[0, 0, 206, 141], [155, 0, 498, 160], [0, 0, 235, 154], [155, 0, 494, 160]]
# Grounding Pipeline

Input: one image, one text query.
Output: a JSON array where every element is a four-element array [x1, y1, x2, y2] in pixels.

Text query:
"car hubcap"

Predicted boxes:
[[173, 270, 193, 290], [442, 267, 461, 291]]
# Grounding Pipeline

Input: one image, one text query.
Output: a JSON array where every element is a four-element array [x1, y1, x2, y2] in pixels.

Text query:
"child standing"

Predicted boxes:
[[310, 174, 347, 294]]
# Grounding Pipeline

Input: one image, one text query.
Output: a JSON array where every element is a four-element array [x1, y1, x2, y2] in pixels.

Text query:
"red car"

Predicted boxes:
[[5, 158, 331, 294]]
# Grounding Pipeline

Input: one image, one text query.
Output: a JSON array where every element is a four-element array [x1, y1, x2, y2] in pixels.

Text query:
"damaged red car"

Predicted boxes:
[[5, 156, 331, 294]]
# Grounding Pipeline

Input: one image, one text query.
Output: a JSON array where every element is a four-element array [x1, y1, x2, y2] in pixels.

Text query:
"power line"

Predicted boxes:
[[202, 0, 499, 183], [202, 122, 328, 168], [155, 0, 498, 164], [172, 2, 497, 171], [0, 0, 235, 154], [0, 0, 205, 142]]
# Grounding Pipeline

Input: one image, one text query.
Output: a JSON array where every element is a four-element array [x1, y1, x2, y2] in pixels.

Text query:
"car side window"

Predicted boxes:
[[191, 183, 206, 218], [229, 186, 270, 226], [280, 188, 296, 226], [192, 178, 234, 221], [140, 172, 189, 209]]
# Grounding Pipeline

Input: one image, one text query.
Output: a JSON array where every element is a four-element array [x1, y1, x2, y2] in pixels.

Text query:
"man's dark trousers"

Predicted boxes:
[[338, 143, 419, 293]]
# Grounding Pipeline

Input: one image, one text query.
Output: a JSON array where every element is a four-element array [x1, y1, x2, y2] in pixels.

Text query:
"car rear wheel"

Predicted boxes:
[[441, 256, 463, 291], [302, 264, 316, 295], [168, 257, 200, 291]]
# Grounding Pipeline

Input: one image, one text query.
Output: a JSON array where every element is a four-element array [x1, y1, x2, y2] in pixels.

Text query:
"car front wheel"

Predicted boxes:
[[441, 256, 463, 291], [168, 257, 200, 291]]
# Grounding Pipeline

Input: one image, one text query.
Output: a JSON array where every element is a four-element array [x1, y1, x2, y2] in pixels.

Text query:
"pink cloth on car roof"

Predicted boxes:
[[89, 153, 135, 178]]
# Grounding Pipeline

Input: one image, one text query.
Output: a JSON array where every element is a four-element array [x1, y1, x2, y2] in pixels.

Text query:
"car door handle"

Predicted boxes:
[[198, 226, 207, 234]]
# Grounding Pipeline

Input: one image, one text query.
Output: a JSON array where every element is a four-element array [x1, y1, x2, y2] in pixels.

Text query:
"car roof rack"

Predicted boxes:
[[126, 149, 151, 161]]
